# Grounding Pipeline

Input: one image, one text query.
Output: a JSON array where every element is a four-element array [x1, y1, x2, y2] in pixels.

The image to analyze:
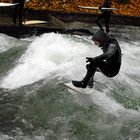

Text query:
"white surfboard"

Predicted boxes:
[[78, 5, 118, 11], [23, 20, 48, 25], [0, 2, 19, 7], [61, 82, 94, 95]]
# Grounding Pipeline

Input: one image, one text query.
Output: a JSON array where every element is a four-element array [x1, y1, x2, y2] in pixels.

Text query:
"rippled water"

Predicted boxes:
[[0, 26, 140, 140]]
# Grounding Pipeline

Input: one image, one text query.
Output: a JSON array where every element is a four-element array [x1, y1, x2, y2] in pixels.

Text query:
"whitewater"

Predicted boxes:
[[0, 26, 140, 140]]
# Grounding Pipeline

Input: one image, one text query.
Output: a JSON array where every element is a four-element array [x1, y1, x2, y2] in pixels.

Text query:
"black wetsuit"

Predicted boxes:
[[13, 0, 25, 25], [87, 38, 121, 78], [64, 28, 122, 88], [96, 0, 112, 33]]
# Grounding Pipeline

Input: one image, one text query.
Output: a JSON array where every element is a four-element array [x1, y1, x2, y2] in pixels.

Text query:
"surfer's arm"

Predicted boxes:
[[64, 28, 94, 36], [87, 43, 117, 62]]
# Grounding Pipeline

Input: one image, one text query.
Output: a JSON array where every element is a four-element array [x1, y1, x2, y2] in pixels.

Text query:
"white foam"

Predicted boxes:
[[1, 33, 97, 89], [0, 33, 18, 52], [1, 32, 140, 118]]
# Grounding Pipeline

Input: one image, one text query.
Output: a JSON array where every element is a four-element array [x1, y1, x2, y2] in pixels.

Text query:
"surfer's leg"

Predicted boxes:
[[96, 61, 114, 77], [72, 63, 96, 88], [72, 71, 94, 88], [73, 61, 119, 88], [86, 64, 96, 88]]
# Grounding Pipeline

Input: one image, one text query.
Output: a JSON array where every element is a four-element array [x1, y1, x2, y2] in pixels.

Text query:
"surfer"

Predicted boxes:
[[64, 29, 121, 88], [13, 0, 25, 25], [96, 0, 112, 33]]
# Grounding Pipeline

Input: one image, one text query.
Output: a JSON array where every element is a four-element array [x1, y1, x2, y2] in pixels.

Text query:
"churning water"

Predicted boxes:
[[0, 26, 140, 140]]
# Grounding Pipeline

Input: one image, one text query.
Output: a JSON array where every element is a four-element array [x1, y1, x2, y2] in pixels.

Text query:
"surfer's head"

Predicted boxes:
[[92, 30, 109, 47]]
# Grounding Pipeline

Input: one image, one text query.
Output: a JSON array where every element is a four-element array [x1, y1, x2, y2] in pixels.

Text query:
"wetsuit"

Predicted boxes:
[[64, 29, 122, 88], [73, 38, 122, 88], [96, 0, 112, 33], [86, 38, 121, 78], [13, 0, 25, 25]]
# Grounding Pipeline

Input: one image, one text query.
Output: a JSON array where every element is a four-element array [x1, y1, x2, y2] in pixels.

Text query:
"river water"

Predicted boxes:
[[0, 26, 140, 140]]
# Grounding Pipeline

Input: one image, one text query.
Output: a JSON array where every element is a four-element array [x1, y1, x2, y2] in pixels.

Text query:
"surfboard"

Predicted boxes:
[[61, 82, 93, 95], [78, 5, 118, 11], [22, 20, 48, 25], [0, 2, 19, 7]]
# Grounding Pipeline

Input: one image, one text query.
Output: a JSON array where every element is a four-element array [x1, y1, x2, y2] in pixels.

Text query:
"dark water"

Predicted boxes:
[[0, 26, 140, 140]]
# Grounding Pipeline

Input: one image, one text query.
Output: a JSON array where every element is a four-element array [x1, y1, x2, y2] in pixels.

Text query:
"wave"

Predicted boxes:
[[0, 30, 140, 139], [1, 33, 96, 89]]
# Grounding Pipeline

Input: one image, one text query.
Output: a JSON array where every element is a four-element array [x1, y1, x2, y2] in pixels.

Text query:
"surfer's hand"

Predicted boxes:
[[86, 57, 97, 63], [86, 57, 93, 63]]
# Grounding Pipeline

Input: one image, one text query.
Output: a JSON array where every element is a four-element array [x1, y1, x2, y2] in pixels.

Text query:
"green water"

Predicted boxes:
[[0, 30, 140, 140]]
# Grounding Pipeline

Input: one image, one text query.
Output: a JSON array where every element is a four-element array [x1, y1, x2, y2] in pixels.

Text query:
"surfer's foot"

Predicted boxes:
[[72, 80, 87, 88]]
